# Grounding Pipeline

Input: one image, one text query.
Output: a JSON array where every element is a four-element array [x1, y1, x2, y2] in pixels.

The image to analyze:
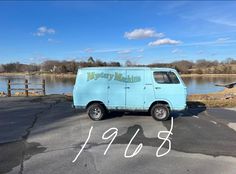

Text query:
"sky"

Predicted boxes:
[[0, 1, 236, 65]]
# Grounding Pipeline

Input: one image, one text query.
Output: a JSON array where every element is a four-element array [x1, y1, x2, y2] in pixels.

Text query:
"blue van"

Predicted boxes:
[[73, 67, 187, 121]]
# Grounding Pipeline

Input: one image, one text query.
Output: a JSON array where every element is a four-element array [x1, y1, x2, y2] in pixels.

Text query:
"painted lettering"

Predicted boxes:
[[87, 71, 141, 83], [72, 118, 173, 163], [124, 128, 143, 158], [102, 127, 118, 155]]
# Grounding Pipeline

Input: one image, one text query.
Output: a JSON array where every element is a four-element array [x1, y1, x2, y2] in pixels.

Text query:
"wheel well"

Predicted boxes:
[[86, 101, 107, 110], [148, 101, 171, 113]]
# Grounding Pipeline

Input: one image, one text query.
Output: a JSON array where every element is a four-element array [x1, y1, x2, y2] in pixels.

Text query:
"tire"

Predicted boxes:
[[151, 104, 170, 121], [87, 103, 106, 121]]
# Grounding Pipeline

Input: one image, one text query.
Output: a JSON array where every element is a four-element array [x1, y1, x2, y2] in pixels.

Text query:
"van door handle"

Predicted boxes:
[[125, 87, 130, 89], [155, 87, 161, 89]]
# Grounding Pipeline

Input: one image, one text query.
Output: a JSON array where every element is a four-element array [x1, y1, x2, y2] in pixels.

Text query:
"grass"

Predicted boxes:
[[188, 88, 236, 107]]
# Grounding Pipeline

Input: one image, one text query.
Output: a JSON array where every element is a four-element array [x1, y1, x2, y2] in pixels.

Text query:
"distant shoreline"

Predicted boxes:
[[181, 74, 236, 77], [0, 72, 236, 107], [1, 72, 236, 78], [0, 72, 76, 78]]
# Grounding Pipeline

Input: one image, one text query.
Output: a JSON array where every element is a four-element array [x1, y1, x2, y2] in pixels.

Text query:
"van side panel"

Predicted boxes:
[[125, 69, 145, 110], [73, 69, 108, 108], [107, 69, 126, 109], [143, 69, 157, 110], [73, 67, 187, 112]]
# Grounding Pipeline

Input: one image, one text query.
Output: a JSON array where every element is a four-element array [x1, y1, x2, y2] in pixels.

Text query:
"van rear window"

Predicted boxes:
[[153, 71, 180, 84]]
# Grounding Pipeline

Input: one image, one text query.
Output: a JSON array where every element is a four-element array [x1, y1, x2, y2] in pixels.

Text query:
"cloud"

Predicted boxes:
[[181, 38, 236, 47], [136, 48, 144, 52], [148, 38, 181, 46], [172, 48, 182, 54], [178, 3, 236, 33], [117, 49, 131, 54], [118, 55, 143, 60], [208, 18, 236, 27], [73, 48, 116, 54], [124, 28, 164, 40], [93, 49, 119, 53], [48, 38, 60, 44], [48, 38, 53, 42], [69, 47, 145, 55], [34, 26, 56, 36], [85, 48, 132, 54], [84, 48, 94, 53], [216, 37, 230, 43], [29, 54, 48, 63], [157, 1, 189, 16]]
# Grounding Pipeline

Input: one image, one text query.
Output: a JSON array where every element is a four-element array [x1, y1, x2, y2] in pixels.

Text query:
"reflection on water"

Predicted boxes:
[[182, 76, 236, 94], [0, 75, 236, 95], [0, 75, 75, 95]]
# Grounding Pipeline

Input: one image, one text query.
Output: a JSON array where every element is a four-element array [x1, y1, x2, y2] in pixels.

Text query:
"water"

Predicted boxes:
[[0, 75, 75, 95], [183, 76, 236, 94], [0, 75, 236, 95]]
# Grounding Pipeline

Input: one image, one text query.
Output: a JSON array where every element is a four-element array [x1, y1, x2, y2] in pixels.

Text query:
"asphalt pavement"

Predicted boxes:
[[0, 95, 236, 174]]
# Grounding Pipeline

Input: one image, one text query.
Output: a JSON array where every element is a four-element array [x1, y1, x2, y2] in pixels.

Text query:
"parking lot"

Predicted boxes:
[[0, 95, 236, 174]]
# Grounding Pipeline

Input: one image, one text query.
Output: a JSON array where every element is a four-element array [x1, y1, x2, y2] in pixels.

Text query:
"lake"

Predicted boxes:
[[0, 75, 236, 95]]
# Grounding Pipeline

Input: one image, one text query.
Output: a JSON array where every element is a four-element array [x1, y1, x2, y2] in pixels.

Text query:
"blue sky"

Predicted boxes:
[[0, 1, 236, 64]]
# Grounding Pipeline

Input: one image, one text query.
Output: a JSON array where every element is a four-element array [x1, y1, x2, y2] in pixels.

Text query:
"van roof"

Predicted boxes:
[[79, 67, 176, 71]]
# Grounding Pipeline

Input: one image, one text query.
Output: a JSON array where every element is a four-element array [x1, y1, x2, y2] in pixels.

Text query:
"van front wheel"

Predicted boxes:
[[151, 104, 170, 121], [87, 103, 105, 121]]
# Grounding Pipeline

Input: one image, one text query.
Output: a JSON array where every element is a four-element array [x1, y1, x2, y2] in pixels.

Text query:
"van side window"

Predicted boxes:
[[153, 71, 180, 84]]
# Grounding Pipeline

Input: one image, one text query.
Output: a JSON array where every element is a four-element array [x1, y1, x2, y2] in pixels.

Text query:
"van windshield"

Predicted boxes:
[[153, 71, 180, 84]]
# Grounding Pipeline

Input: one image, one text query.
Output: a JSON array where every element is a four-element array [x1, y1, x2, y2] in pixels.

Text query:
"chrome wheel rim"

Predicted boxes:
[[154, 107, 167, 119], [89, 106, 102, 119]]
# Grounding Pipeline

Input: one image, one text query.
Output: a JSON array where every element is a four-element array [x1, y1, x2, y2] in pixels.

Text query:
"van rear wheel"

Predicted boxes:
[[87, 103, 105, 121], [151, 104, 170, 121]]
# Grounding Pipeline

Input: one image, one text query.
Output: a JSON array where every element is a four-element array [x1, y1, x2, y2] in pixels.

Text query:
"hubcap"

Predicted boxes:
[[154, 107, 167, 119], [89, 106, 102, 119]]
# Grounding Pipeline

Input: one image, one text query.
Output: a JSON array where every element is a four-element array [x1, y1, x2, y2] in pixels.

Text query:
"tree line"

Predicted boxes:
[[0, 57, 236, 74], [147, 58, 236, 74]]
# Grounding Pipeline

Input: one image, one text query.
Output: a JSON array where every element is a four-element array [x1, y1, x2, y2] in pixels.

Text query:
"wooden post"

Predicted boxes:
[[25, 79, 28, 97], [7, 80, 11, 97], [42, 79, 46, 96]]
